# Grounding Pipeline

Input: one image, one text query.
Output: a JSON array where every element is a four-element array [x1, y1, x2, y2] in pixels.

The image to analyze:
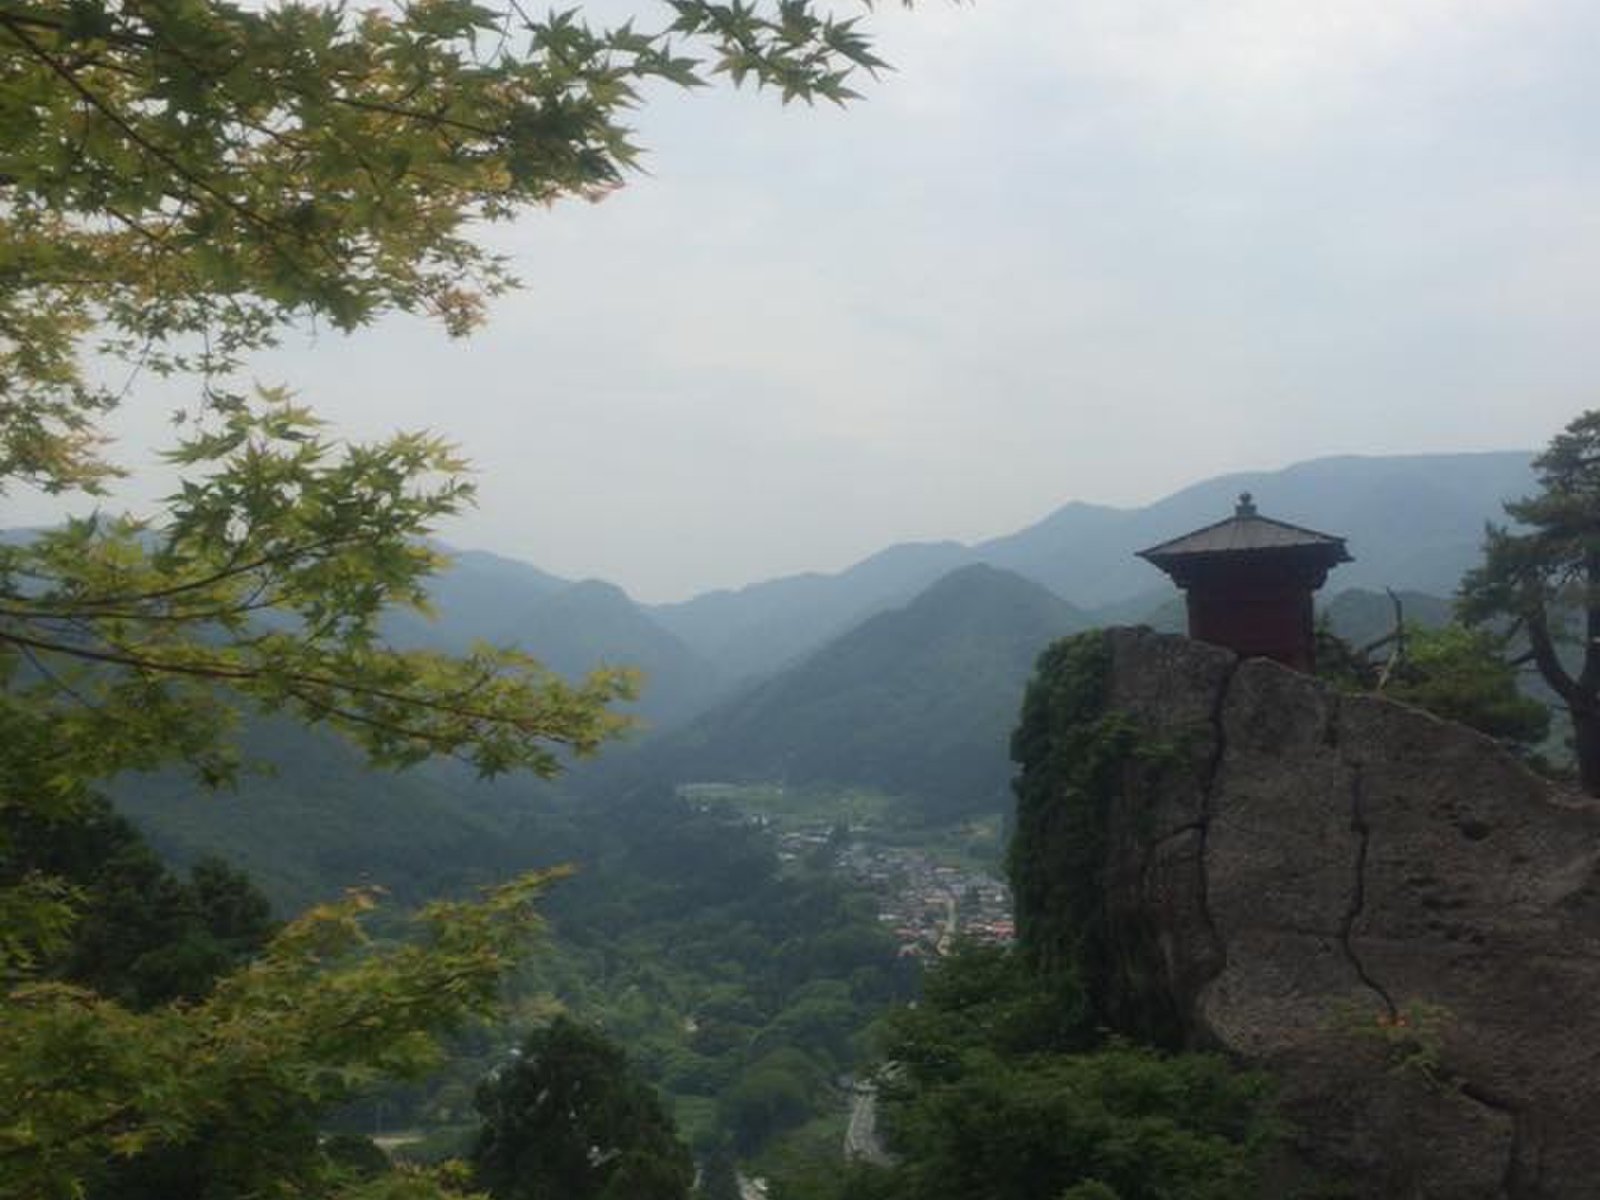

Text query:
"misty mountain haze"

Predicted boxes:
[[973, 449, 1536, 606], [394, 449, 1530, 714]]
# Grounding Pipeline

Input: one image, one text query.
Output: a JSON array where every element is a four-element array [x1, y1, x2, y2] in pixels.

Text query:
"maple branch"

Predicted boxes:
[[0, 627, 591, 738]]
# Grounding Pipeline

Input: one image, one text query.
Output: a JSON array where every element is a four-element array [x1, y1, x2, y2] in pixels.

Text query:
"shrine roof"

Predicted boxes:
[[1137, 493, 1353, 565]]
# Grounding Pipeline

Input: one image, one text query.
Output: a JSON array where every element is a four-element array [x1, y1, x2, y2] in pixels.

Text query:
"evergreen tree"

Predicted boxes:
[[472, 1016, 693, 1200], [1461, 410, 1600, 790], [697, 1146, 744, 1200], [1, 790, 274, 1008]]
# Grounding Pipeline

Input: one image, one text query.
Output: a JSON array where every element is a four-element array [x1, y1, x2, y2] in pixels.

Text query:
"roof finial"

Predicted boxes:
[[1236, 492, 1257, 518]]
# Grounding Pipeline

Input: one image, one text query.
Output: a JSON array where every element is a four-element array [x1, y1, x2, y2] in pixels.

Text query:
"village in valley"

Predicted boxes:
[[677, 783, 1014, 957]]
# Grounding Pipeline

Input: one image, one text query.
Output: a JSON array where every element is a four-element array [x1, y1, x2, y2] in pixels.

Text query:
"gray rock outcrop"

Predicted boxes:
[[1094, 627, 1600, 1198]]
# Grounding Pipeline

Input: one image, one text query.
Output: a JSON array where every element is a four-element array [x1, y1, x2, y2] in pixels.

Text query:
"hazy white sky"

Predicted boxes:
[[18, 0, 1600, 601]]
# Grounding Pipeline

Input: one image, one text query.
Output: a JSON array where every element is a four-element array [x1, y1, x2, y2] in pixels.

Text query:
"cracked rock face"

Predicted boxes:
[[1098, 628, 1600, 1199]]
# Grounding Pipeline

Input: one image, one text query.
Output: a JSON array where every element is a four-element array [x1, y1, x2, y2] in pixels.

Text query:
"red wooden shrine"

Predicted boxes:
[[1137, 493, 1351, 671]]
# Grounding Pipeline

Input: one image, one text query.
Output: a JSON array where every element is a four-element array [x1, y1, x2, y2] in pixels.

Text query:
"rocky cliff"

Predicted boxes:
[[1012, 628, 1600, 1198]]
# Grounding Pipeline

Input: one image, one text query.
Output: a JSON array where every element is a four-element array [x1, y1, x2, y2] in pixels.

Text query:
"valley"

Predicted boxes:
[[33, 449, 1554, 1196], [680, 783, 1014, 956], [9, 6, 1594, 1194]]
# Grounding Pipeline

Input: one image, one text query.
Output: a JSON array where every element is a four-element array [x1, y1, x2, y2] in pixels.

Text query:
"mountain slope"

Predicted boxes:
[[381, 548, 571, 653], [623, 565, 1094, 820], [649, 540, 974, 689], [511, 580, 718, 728], [385, 551, 717, 728], [114, 721, 575, 913]]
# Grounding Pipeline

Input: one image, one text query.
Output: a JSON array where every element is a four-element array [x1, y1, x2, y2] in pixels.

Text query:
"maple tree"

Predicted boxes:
[[0, 3, 902, 1195], [0, 0, 896, 785]]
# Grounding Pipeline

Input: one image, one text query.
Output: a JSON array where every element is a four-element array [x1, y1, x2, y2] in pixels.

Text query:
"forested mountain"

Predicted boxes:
[[384, 553, 717, 728], [506, 580, 719, 728], [86, 457, 1530, 1195], [115, 575, 1464, 917], [111, 563, 1080, 911], [608, 566, 1094, 820], [649, 541, 974, 690], [114, 721, 574, 913]]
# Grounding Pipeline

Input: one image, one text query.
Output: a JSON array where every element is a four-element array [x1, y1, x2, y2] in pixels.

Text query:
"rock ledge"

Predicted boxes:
[[1096, 628, 1600, 1199]]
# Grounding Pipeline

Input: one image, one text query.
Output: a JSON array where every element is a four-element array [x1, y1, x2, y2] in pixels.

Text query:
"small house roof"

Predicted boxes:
[[1137, 493, 1352, 567]]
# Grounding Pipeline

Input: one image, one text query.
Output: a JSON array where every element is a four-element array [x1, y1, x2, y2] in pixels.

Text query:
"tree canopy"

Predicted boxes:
[[0, 790, 275, 1007], [1315, 618, 1550, 757], [471, 1016, 694, 1200], [777, 945, 1277, 1200], [1460, 409, 1600, 791], [2, 871, 566, 1200]]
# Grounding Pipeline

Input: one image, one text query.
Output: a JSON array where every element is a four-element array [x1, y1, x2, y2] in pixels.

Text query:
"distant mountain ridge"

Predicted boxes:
[[648, 540, 974, 689], [973, 451, 1535, 608], [381, 550, 715, 728], [643, 450, 1533, 689], [354, 450, 1536, 730]]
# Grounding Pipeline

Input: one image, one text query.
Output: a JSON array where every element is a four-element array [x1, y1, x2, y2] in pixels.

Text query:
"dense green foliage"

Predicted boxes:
[[2, 872, 564, 1200], [1316, 619, 1551, 755], [1011, 632, 1259, 1050], [1007, 633, 1117, 977], [1385, 624, 1550, 750], [472, 1016, 693, 1200], [1006, 632, 1192, 1043], [97, 745, 909, 1169], [1460, 409, 1600, 792], [1, 792, 274, 1007], [879, 940, 1093, 1070], [547, 801, 912, 1148], [778, 946, 1277, 1200], [351, 793, 912, 1161]]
